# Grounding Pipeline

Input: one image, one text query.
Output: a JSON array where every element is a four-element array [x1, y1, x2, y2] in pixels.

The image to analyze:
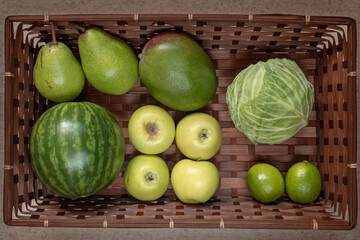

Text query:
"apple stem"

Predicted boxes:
[[146, 172, 158, 182], [145, 121, 159, 139], [199, 128, 210, 141], [148, 124, 156, 133]]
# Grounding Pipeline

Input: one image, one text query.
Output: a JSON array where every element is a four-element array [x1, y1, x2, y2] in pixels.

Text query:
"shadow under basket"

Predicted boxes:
[[3, 14, 357, 229]]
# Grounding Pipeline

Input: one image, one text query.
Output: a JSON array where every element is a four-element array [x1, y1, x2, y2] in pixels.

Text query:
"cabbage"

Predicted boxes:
[[226, 58, 314, 145]]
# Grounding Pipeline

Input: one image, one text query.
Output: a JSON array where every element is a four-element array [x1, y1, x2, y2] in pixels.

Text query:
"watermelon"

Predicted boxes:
[[29, 102, 125, 199]]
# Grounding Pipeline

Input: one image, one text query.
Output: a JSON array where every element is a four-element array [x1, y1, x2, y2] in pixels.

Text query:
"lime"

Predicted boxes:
[[246, 163, 285, 203], [285, 161, 322, 204]]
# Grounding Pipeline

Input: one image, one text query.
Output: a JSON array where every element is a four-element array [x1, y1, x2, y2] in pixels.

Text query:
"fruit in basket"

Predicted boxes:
[[29, 102, 125, 199], [226, 58, 314, 145], [139, 32, 217, 111], [33, 22, 85, 102], [124, 155, 170, 201], [285, 161, 322, 204], [175, 112, 222, 160], [128, 105, 175, 154], [246, 163, 285, 203], [78, 27, 139, 95], [171, 159, 219, 204]]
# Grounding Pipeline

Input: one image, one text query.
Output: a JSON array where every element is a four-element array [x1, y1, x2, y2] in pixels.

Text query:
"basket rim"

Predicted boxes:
[[3, 13, 358, 229], [4, 217, 356, 230], [4, 13, 357, 25]]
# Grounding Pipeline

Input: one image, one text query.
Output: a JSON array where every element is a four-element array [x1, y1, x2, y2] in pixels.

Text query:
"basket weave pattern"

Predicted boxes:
[[3, 14, 357, 229]]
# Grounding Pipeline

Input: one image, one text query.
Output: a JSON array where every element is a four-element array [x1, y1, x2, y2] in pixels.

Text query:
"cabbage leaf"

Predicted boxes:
[[226, 58, 314, 145]]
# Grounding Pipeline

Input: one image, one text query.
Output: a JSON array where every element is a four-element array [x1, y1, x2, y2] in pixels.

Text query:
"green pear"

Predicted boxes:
[[33, 24, 85, 103], [78, 28, 139, 95]]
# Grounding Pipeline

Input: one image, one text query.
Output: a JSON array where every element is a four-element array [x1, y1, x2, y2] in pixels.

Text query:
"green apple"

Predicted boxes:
[[171, 159, 219, 204], [175, 113, 222, 160], [124, 155, 170, 201], [128, 105, 175, 154]]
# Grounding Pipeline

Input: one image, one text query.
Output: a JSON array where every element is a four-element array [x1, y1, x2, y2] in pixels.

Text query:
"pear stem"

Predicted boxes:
[[50, 22, 57, 45], [69, 22, 86, 33]]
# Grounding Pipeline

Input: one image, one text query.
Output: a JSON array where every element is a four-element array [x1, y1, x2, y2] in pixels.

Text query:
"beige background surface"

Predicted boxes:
[[0, 0, 359, 239]]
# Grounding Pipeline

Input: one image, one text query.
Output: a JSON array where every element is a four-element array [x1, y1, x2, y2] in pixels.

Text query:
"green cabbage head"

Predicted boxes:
[[226, 58, 314, 145]]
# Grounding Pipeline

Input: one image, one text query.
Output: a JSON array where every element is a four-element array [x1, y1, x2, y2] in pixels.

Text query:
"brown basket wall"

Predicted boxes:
[[3, 14, 357, 229]]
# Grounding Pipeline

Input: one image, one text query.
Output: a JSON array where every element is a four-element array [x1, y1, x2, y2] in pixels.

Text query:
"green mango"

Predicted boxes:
[[139, 32, 217, 111], [78, 28, 139, 95], [33, 42, 85, 103]]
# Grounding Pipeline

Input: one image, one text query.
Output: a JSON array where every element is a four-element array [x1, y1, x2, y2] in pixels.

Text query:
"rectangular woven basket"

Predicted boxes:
[[3, 14, 357, 229]]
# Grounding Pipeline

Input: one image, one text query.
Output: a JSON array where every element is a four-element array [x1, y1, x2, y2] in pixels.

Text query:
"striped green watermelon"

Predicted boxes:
[[29, 102, 125, 199]]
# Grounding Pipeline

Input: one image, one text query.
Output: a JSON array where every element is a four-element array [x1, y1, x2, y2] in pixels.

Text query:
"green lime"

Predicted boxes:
[[285, 161, 322, 204], [246, 163, 285, 203]]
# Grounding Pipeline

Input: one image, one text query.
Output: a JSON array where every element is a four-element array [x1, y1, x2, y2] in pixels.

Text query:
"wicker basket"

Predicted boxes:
[[3, 14, 357, 229]]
